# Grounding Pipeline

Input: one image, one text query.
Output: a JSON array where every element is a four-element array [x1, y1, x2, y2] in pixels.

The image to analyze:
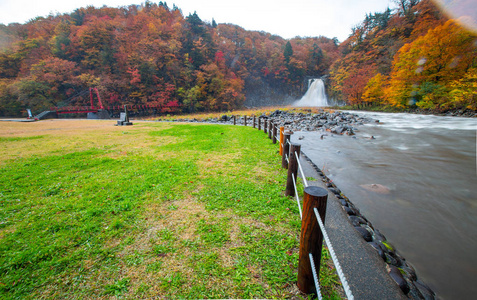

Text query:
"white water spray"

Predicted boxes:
[[294, 78, 329, 107]]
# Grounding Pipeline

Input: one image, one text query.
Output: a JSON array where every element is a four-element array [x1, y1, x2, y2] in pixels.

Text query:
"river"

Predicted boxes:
[[290, 112, 477, 300]]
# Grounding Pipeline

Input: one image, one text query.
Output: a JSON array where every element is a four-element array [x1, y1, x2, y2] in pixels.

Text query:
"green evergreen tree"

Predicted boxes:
[[284, 41, 293, 64]]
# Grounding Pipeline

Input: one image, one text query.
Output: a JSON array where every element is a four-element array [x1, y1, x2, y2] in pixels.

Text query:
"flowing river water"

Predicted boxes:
[[290, 112, 476, 300]]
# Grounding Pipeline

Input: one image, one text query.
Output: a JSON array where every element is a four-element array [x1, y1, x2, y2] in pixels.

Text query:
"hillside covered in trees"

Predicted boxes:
[[0, 0, 476, 117], [0, 1, 338, 116], [329, 0, 477, 112]]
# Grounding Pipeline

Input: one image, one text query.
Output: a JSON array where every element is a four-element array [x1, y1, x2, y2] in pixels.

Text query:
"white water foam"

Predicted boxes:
[[353, 111, 477, 131], [294, 78, 329, 107]]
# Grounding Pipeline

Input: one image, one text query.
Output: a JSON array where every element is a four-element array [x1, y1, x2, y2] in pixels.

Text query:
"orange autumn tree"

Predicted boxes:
[[387, 20, 477, 110], [341, 64, 377, 106]]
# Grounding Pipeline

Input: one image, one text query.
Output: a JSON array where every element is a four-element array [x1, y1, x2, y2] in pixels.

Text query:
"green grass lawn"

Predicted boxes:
[[0, 120, 340, 299]]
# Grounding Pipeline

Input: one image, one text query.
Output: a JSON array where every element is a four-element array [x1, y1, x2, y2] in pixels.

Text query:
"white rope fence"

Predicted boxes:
[[309, 252, 324, 300], [241, 118, 354, 299], [291, 149, 354, 300], [295, 151, 308, 187], [314, 208, 354, 300], [291, 173, 303, 219]]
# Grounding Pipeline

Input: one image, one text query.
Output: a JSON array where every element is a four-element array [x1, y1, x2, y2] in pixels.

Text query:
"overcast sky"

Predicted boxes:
[[0, 0, 397, 41]]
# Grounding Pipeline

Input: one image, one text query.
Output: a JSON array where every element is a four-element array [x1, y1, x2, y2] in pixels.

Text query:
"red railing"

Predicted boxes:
[[52, 102, 181, 114]]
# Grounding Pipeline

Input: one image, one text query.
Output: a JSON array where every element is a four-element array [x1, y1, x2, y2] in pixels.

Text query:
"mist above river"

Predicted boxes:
[[292, 112, 477, 300]]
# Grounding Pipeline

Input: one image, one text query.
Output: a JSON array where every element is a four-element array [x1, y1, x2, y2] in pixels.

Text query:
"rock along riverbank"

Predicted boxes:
[[163, 109, 376, 136]]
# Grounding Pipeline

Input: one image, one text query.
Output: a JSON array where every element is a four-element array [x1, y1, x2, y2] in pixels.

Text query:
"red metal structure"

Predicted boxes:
[[51, 88, 105, 114], [90, 87, 104, 110], [51, 88, 181, 115]]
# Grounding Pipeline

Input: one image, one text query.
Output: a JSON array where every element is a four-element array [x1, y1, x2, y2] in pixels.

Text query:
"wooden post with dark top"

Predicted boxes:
[[233, 115, 236, 125], [258, 118, 261, 130], [263, 119, 267, 133], [297, 186, 328, 294], [279, 127, 285, 155], [268, 121, 273, 139], [272, 124, 277, 144], [282, 132, 291, 169], [253, 116, 256, 128], [244, 115, 247, 126], [285, 143, 301, 196]]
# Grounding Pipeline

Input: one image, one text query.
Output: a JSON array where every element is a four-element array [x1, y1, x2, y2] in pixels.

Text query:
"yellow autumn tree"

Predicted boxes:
[[388, 19, 477, 110], [450, 68, 477, 110], [362, 73, 387, 106]]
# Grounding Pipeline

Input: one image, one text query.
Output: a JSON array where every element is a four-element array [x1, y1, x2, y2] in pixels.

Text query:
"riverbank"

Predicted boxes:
[[291, 112, 476, 300], [158, 109, 376, 135], [297, 153, 435, 299], [330, 105, 477, 118], [297, 154, 408, 299]]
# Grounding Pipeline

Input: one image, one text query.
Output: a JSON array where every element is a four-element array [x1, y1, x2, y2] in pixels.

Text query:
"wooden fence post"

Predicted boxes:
[[258, 118, 261, 130], [253, 116, 256, 128], [268, 121, 273, 139], [279, 127, 284, 156], [263, 119, 268, 133], [244, 115, 247, 126], [233, 115, 236, 125], [282, 132, 291, 169], [272, 124, 277, 144], [297, 186, 328, 294], [285, 143, 301, 196]]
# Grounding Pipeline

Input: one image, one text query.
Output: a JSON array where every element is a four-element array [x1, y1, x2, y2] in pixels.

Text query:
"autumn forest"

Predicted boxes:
[[0, 0, 476, 117]]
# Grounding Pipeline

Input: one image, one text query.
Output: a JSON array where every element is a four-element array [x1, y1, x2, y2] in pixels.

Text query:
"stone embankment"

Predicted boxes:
[[410, 108, 477, 118], [169, 109, 376, 135]]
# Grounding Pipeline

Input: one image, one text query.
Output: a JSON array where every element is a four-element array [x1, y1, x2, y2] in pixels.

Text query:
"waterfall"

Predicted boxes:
[[294, 78, 329, 107]]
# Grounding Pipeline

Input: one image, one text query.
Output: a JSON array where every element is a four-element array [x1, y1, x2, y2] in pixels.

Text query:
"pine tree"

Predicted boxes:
[[284, 41, 293, 64]]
